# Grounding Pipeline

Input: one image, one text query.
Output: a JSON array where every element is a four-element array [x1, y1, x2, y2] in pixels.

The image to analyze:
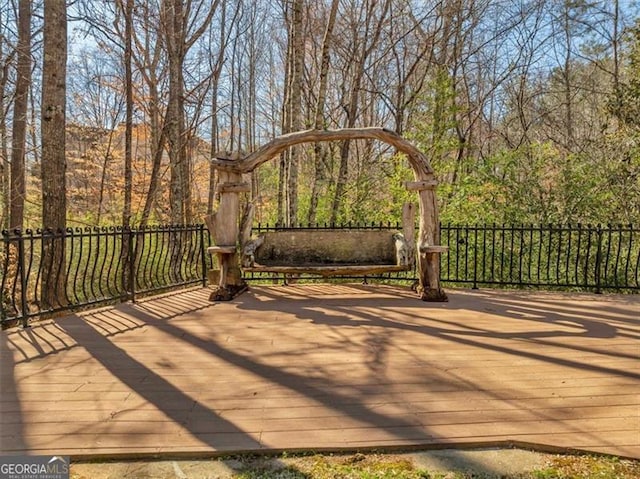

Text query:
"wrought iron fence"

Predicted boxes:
[[440, 224, 639, 292], [2, 222, 637, 327], [1, 225, 210, 326]]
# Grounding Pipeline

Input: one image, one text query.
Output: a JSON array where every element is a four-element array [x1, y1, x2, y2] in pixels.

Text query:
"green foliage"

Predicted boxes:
[[610, 20, 640, 127], [431, 139, 640, 225]]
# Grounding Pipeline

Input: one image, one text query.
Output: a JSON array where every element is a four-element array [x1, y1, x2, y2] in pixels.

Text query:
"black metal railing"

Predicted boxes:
[[440, 224, 639, 292], [1, 225, 210, 326], [1, 222, 637, 326]]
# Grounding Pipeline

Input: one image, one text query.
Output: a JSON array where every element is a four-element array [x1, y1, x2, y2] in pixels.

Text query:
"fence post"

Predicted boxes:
[[594, 224, 603, 294], [200, 224, 207, 287], [128, 228, 136, 303], [17, 233, 29, 328]]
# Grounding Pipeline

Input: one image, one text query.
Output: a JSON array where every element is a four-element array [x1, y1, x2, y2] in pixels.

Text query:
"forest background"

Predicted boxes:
[[1, 0, 639, 233]]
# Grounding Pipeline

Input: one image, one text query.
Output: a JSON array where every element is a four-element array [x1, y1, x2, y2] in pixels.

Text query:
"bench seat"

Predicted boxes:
[[244, 264, 410, 277], [242, 229, 412, 277]]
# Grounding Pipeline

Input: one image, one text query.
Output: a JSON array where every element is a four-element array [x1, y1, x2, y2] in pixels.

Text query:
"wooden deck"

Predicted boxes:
[[1, 285, 638, 459]]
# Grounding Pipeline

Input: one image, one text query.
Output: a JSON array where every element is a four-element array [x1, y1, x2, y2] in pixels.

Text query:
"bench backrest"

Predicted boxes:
[[255, 230, 399, 266]]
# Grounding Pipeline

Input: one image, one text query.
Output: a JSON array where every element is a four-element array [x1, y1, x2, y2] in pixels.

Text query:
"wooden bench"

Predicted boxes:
[[242, 229, 413, 277]]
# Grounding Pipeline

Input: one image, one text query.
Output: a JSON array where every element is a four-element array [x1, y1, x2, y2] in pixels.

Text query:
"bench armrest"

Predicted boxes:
[[242, 235, 265, 267], [393, 233, 412, 267]]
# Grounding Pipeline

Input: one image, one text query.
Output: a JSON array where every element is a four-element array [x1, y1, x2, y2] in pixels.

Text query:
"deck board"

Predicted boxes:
[[1, 285, 638, 459]]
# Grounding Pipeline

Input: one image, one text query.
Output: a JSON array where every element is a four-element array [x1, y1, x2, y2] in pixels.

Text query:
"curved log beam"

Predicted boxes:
[[211, 127, 435, 176]]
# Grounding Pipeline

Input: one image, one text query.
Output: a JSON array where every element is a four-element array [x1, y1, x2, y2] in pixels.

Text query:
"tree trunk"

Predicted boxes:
[[122, 0, 133, 227], [0, 6, 14, 231], [9, 0, 31, 233], [207, 0, 228, 216], [140, 83, 165, 227], [308, 0, 339, 224], [286, 0, 304, 226], [165, 0, 188, 225], [41, 0, 67, 309], [330, 0, 391, 224]]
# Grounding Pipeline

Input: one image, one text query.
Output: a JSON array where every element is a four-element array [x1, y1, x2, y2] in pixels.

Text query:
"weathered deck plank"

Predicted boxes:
[[1, 285, 638, 459]]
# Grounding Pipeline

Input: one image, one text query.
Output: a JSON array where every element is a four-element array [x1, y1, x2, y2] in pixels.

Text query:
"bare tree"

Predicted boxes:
[[286, 0, 304, 225], [121, 0, 133, 227], [9, 0, 30, 232], [0, 4, 16, 230], [308, 0, 339, 224], [162, 0, 218, 225], [330, 0, 391, 224], [41, 0, 67, 308]]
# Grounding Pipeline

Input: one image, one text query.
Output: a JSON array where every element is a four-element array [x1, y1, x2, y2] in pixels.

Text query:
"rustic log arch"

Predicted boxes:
[[209, 127, 447, 301]]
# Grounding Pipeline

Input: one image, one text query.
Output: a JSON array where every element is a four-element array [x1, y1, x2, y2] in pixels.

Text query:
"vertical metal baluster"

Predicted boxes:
[[575, 224, 583, 287], [161, 227, 171, 287], [96, 228, 108, 300], [9, 232, 21, 318], [173, 226, 181, 284], [104, 228, 117, 299], [89, 229, 100, 302], [70, 229, 82, 305], [565, 225, 572, 287], [114, 227, 125, 296], [507, 225, 516, 284], [634, 226, 640, 289], [23, 230, 36, 320], [129, 228, 136, 301], [527, 224, 534, 284], [518, 225, 524, 285], [603, 224, 613, 290], [200, 224, 207, 286], [170, 226, 179, 285], [464, 225, 470, 283], [152, 227, 162, 289], [175, 226, 184, 284], [445, 223, 451, 281], [0, 232, 8, 322], [555, 226, 563, 286], [452, 226, 458, 281], [500, 224, 506, 284], [545, 224, 553, 285], [63, 228, 74, 306], [491, 224, 497, 284], [584, 225, 593, 289], [623, 225, 633, 289], [613, 224, 623, 288], [17, 232, 28, 328], [34, 230, 44, 312], [536, 225, 543, 285], [481, 225, 487, 285], [135, 228, 145, 292], [52, 230, 65, 310], [595, 224, 603, 294], [472, 225, 478, 289], [80, 228, 91, 304], [181, 226, 189, 283]]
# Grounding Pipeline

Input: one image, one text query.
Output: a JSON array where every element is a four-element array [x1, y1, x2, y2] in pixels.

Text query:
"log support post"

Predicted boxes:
[[406, 176, 448, 302], [207, 170, 249, 301]]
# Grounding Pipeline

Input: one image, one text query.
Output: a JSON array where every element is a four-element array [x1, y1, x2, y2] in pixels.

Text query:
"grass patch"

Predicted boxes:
[[231, 452, 640, 479], [234, 453, 433, 479], [532, 454, 640, 479], [69, 451, 640, 479]]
